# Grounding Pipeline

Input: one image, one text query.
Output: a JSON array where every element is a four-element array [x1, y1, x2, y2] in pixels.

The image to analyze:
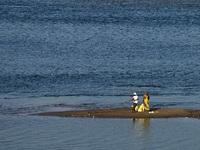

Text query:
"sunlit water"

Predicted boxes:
[[0, 115, 199, 150], [0, 0, 200, 149]]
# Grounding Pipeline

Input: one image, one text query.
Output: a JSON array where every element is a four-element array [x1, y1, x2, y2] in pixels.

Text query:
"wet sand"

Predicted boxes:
[[33, 108, 200, 119]]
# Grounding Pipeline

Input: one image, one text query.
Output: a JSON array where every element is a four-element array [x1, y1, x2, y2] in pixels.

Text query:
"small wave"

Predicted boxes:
[[137, 85, 162, 88], [53, 103, 97, 109], [152, 103, 178, 108], [43, 94, 130, 97], [0, 103, 100, 115], [151, 102, 200, 109], [8, 5, 30, 8], [0, 4, 31, 8]]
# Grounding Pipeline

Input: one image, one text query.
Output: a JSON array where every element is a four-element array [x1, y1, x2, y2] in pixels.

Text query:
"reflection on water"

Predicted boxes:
[[133, 118, 150, 135], [132, 118, 150, 146]]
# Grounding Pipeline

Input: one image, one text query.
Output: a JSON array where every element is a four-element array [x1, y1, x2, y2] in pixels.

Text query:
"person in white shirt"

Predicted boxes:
[[129, 92, 139, 112]]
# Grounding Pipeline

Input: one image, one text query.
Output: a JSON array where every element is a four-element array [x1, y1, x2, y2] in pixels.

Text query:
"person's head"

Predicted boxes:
[[145, 92, 148, 96], [134, 92, 137, 96]]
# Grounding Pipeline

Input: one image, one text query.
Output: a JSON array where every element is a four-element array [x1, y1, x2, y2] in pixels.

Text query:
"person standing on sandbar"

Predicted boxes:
[[143, 92, 150, 111], [129, 92, 139, 112]]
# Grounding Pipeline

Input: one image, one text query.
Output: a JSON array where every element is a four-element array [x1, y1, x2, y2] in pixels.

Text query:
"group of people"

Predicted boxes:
[[129, 92, 150, 112]]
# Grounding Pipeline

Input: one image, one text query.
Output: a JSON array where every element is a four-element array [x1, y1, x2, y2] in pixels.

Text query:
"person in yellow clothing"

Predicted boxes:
[[143, 92, 150, 110]]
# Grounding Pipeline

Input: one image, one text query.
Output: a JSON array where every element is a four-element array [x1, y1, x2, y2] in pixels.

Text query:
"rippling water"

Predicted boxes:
[[0, 0, 200, 149], [1, 116, 200, 150], [1, 0, 200, 98]]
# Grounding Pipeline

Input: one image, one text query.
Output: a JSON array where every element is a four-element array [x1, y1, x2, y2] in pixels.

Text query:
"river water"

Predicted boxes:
[[0, 0, 200, 149]]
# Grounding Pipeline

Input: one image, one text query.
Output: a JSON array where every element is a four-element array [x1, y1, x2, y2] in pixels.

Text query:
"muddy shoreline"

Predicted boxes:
[[33, 108, 200, 119]]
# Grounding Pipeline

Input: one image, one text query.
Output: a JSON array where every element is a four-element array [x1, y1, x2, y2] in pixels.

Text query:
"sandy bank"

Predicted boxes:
[[33, 108, 200, 119]]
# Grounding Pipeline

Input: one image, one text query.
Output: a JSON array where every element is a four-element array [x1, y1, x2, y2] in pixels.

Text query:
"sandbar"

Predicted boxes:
[[33, 108, 200, 119]]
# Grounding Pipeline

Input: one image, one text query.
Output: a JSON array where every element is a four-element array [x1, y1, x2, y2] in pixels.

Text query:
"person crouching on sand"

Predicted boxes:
[[129, 92, 139, 112], [143, 92, 150, 111]]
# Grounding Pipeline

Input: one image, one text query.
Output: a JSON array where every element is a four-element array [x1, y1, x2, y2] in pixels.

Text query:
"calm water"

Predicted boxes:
[[0, 116, 200, 150], [0, 0, 200, 149]]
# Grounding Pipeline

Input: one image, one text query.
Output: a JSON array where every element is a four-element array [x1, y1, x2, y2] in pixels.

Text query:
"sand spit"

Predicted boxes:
[[33, 108, 200, 119]]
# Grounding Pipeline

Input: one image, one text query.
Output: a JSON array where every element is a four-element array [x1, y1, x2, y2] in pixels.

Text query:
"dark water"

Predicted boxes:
[[1, 0, 200, 98], [0, 0, 200, 149]]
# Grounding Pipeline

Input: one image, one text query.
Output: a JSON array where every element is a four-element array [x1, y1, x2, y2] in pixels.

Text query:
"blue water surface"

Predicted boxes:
[[0, 115, 200, 150], [0, 0, 200, 149]]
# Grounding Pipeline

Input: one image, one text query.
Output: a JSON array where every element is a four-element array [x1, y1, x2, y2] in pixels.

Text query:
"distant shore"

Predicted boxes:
[[33, 108, 200, 119]]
